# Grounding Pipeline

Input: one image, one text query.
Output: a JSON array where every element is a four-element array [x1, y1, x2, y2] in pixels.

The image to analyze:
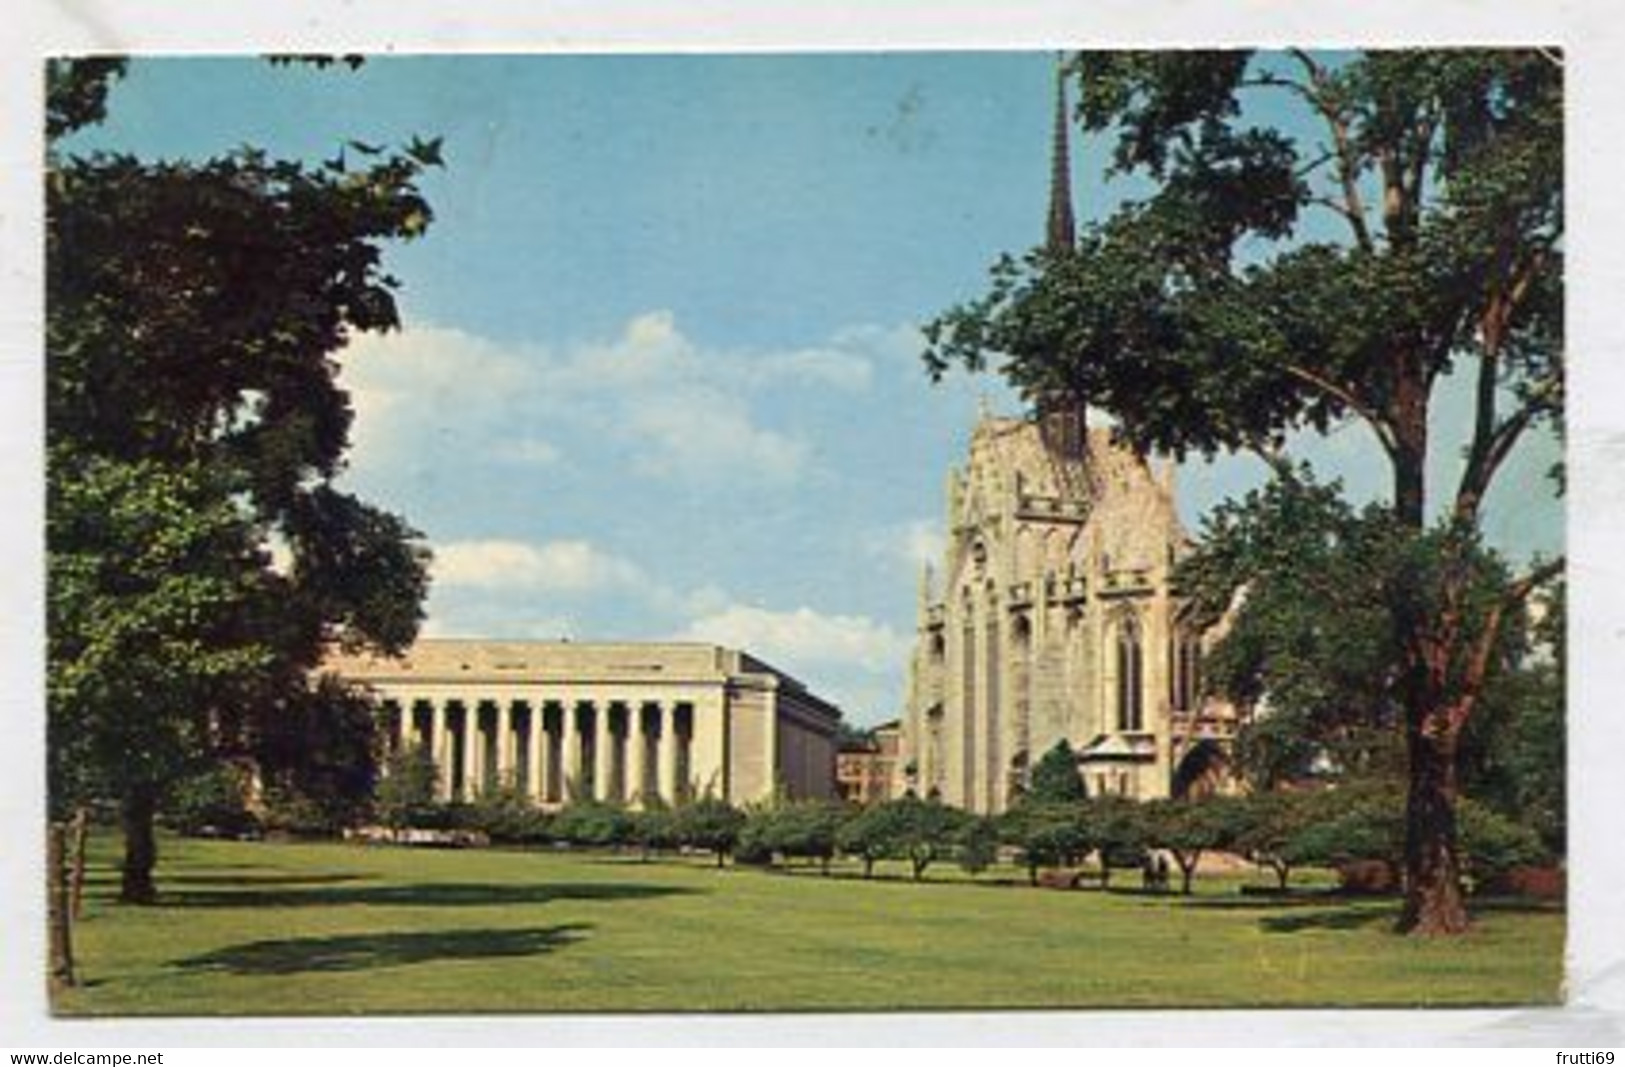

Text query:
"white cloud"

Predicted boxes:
[[421, 612, 579, 642], [678, 603, 911, 675], [865, 518, 946, 572], [338, 323, 535, 472], [336, 311, 894, 487], [491, 437, 563, 467], [433, 538, 644, 592], [750, 346, 874, 392], [625, 385, 808, 483]]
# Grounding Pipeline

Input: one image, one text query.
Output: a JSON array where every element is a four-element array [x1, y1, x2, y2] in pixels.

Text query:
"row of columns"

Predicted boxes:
[[385, 697, 695, 808]]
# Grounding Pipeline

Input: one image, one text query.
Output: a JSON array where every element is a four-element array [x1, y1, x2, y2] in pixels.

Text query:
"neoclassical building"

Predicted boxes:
[[330, 640, 842, 808]]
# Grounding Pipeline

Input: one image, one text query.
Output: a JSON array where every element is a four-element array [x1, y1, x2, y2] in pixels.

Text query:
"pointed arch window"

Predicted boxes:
[[1116, 614, 1144, 733], [1172, 631, 1202, 712]]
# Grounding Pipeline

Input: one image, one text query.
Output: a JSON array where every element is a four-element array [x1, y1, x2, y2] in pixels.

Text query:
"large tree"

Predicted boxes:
[[46, 59, 437, 901], [926, 50, 1562, 933]]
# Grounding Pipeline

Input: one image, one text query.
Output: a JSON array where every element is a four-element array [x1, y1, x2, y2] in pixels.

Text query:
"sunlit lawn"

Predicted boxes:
[[54, 832, 1564, 1014]]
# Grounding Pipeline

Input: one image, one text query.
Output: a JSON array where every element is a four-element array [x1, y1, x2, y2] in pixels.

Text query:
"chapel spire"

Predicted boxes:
[[1046, 55, 1077, 256], [1039, 55, 1087, 462]]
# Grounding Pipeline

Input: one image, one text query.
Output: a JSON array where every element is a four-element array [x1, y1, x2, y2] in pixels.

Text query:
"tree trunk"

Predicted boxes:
[[120, 784, 158, 904], [70, 807, 90, 920], [1178, 854, 1197, 896], [47, 821, 75, 992], [1399, 715, 1470, 934], [1390, 353, 1430, 530]]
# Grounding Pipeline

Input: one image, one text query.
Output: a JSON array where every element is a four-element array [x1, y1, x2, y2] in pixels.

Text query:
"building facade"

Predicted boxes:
[[835, 720, 901, 806], [331, 640, 841, 808], [897, 414, 1240, 813]]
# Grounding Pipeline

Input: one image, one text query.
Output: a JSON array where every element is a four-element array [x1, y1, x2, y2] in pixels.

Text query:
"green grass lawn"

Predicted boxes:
[[53, 832, 1564, 1014]]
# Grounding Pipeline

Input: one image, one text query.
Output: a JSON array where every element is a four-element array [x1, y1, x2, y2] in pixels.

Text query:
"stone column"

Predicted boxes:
[[460, 704, 479, 801], [496, 701, 515, 790], [596, 706, 619, 803], [657, 703, 678, 805], [565, 703, 585, 803], [395, 701, 411, 756], [545, 705, 562, 804], [629, 705, 650, 808], [431, 701, 452, 801], [525, 704, 543, 803]]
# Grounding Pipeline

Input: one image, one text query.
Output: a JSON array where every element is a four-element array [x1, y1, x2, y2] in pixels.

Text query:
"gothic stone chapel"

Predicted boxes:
[[896, 69, 1241, 814]]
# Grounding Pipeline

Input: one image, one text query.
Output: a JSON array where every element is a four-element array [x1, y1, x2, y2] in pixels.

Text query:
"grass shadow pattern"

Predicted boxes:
[[158, 881, 700, 909], [173, 923, 592, 975]]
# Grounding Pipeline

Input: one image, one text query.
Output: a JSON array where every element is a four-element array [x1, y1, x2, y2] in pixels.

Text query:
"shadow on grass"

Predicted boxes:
[[172, 923, 591, 975], [164, 872, 375, 888], [1177, 892, 1357, 911], [1259, 905, 1394, 934], [156, 881, 700, 909]]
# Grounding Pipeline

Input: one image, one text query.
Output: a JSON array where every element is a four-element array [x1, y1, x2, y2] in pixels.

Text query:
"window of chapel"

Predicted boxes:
[[1116, 615, 1144, 732]]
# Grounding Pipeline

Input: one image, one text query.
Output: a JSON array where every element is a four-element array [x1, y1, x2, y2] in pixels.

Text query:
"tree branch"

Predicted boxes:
[[1288, 49, 1374, 251], [1452, 249, 1557, 524], [1450, 555, 1564, 731], [1280, 362, 1398, 457]]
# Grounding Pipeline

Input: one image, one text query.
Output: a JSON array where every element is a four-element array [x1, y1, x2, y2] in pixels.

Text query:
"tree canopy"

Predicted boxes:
[[46, 58, 439, 901], [1026, 738, 1088, 803]]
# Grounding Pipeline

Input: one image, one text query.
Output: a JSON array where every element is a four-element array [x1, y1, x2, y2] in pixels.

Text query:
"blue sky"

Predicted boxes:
[[63, 53, 1562, 725]]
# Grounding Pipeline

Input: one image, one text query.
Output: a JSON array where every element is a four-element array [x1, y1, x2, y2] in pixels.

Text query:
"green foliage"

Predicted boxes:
[[742, 801, 848, 871], [1228, 790, 1318, 891], [463, 780, 552, 845], [834, 796, 968, 881], [1027, 739, 1087, 803], [1182, 469, 1530, 788], [626, 800, 680, 861], [373, 746, 441, 832], [256, 673, 382, 833], [956, 816, 1000, 876], [162, 764, 258, 839], [46, 57, 439, 899], [258, 784, 344, 838], [931, 50, 1560, 467], [673, 796, 745, 867], [551, 802, 633, 850], [998, 802, 1093, 884], [1142, 797, 1236, 893], [1460, 584, 1565, 854], [834, 801, 893, 878], [46, 58, 128, 139], [1457, 797, 1548, 879], [1278, 785, 1404, 877], [48, 454, 278, 814], [1084, 796, 1151, 885]]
